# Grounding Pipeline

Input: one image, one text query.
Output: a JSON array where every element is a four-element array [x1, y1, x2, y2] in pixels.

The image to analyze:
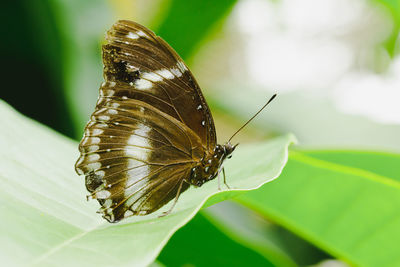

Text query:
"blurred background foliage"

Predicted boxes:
[[2, 0, 400, 266]]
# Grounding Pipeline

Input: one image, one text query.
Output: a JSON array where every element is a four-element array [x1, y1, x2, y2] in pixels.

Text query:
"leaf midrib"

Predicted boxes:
[[31, 224, 103, 266], [290, 151, 400, 189]]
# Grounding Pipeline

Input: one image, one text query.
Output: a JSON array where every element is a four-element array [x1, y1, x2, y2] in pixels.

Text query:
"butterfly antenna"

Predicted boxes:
[[228, 94, 277, 143]]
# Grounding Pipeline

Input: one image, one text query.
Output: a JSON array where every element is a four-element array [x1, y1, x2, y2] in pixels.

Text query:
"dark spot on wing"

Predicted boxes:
[[103, 44, 141, 83], [85, 171, 103, 192]]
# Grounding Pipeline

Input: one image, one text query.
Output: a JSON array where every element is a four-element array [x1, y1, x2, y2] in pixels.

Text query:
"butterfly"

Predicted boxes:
[[75, 20, 275, 223]]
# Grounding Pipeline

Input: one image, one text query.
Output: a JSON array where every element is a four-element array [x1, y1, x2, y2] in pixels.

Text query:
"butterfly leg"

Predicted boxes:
[[217, 173, 222, 191], [159, 179, 185, 218], [223, 168, 231, 189]]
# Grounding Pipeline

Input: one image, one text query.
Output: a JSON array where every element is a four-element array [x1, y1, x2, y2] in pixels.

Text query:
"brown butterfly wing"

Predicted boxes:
[[76, 98, 203, 222], [75, 20, 216, 222], [103, 20, 216, 148]]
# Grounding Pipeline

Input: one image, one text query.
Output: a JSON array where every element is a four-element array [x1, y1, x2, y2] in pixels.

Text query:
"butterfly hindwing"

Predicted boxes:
[[76, 97, 204, 222]]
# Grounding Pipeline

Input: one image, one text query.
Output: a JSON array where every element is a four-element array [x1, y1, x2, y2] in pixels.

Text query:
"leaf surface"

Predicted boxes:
[[0, 101, 294, 266], [237, 150, 400, 267]]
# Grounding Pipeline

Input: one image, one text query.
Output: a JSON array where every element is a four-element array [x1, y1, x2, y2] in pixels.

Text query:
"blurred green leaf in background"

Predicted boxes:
[[371, 0, 400, 57]]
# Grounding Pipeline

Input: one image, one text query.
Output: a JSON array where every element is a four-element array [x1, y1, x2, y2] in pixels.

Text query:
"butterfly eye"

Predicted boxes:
[[227, 155, 232, 159]]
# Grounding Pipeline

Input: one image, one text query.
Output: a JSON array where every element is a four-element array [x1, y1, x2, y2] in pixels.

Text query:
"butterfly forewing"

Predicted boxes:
[[103, 20, 216, 148], [75, 20, 217, 222]]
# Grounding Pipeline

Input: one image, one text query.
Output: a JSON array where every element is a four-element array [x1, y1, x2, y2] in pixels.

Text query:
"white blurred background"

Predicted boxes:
[[189, 0, 400, 152]]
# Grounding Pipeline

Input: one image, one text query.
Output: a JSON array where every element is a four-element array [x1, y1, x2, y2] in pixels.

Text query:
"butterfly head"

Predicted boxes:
[[188, 143, 237, 187], [222, 142, 238, 160]]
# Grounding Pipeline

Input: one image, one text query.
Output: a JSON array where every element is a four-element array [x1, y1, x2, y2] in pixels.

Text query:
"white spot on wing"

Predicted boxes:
[[99, 115, 110, 121], [104, 199, 113, 208], [92, 129, 103, 136], [125, 124, 151, 160], [155, 69, 174, 79], [108, 109, 118, 115], [124, 210, 134, 217], [127, 32, 139, 39], [126, 64, 137, 71], [89, 137, 101, 144], [109, 81, 116, 87], [124, 124, 152, 202], [127, 124, 151, 148], [95, 190, 111, 199], [87, 162, 101, 171], [87, 145, 99, 152], [142, 72, 163, 82], [135, 79, 153, 90], [136, 30, 148, 38], [127, 159, 142, 168], [98, 123, 108, 128], [170, 67, 182, 77], [177, 61, 188, 72], [88, 154, 100, 162], [135, 124, 151, 136]]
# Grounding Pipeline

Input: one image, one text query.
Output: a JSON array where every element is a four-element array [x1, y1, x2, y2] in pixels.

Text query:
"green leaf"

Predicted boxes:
[[156, 0, 238, 60], [158, 213, 274, 266], [370, 0, 400, 57], [204, 201, 333, 266], [0, 100, 294, 266], [40, 0, 113, 137], [303, 150, 400, 181], [237, 150, 400, 267], [202, 203, 298, 267]]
